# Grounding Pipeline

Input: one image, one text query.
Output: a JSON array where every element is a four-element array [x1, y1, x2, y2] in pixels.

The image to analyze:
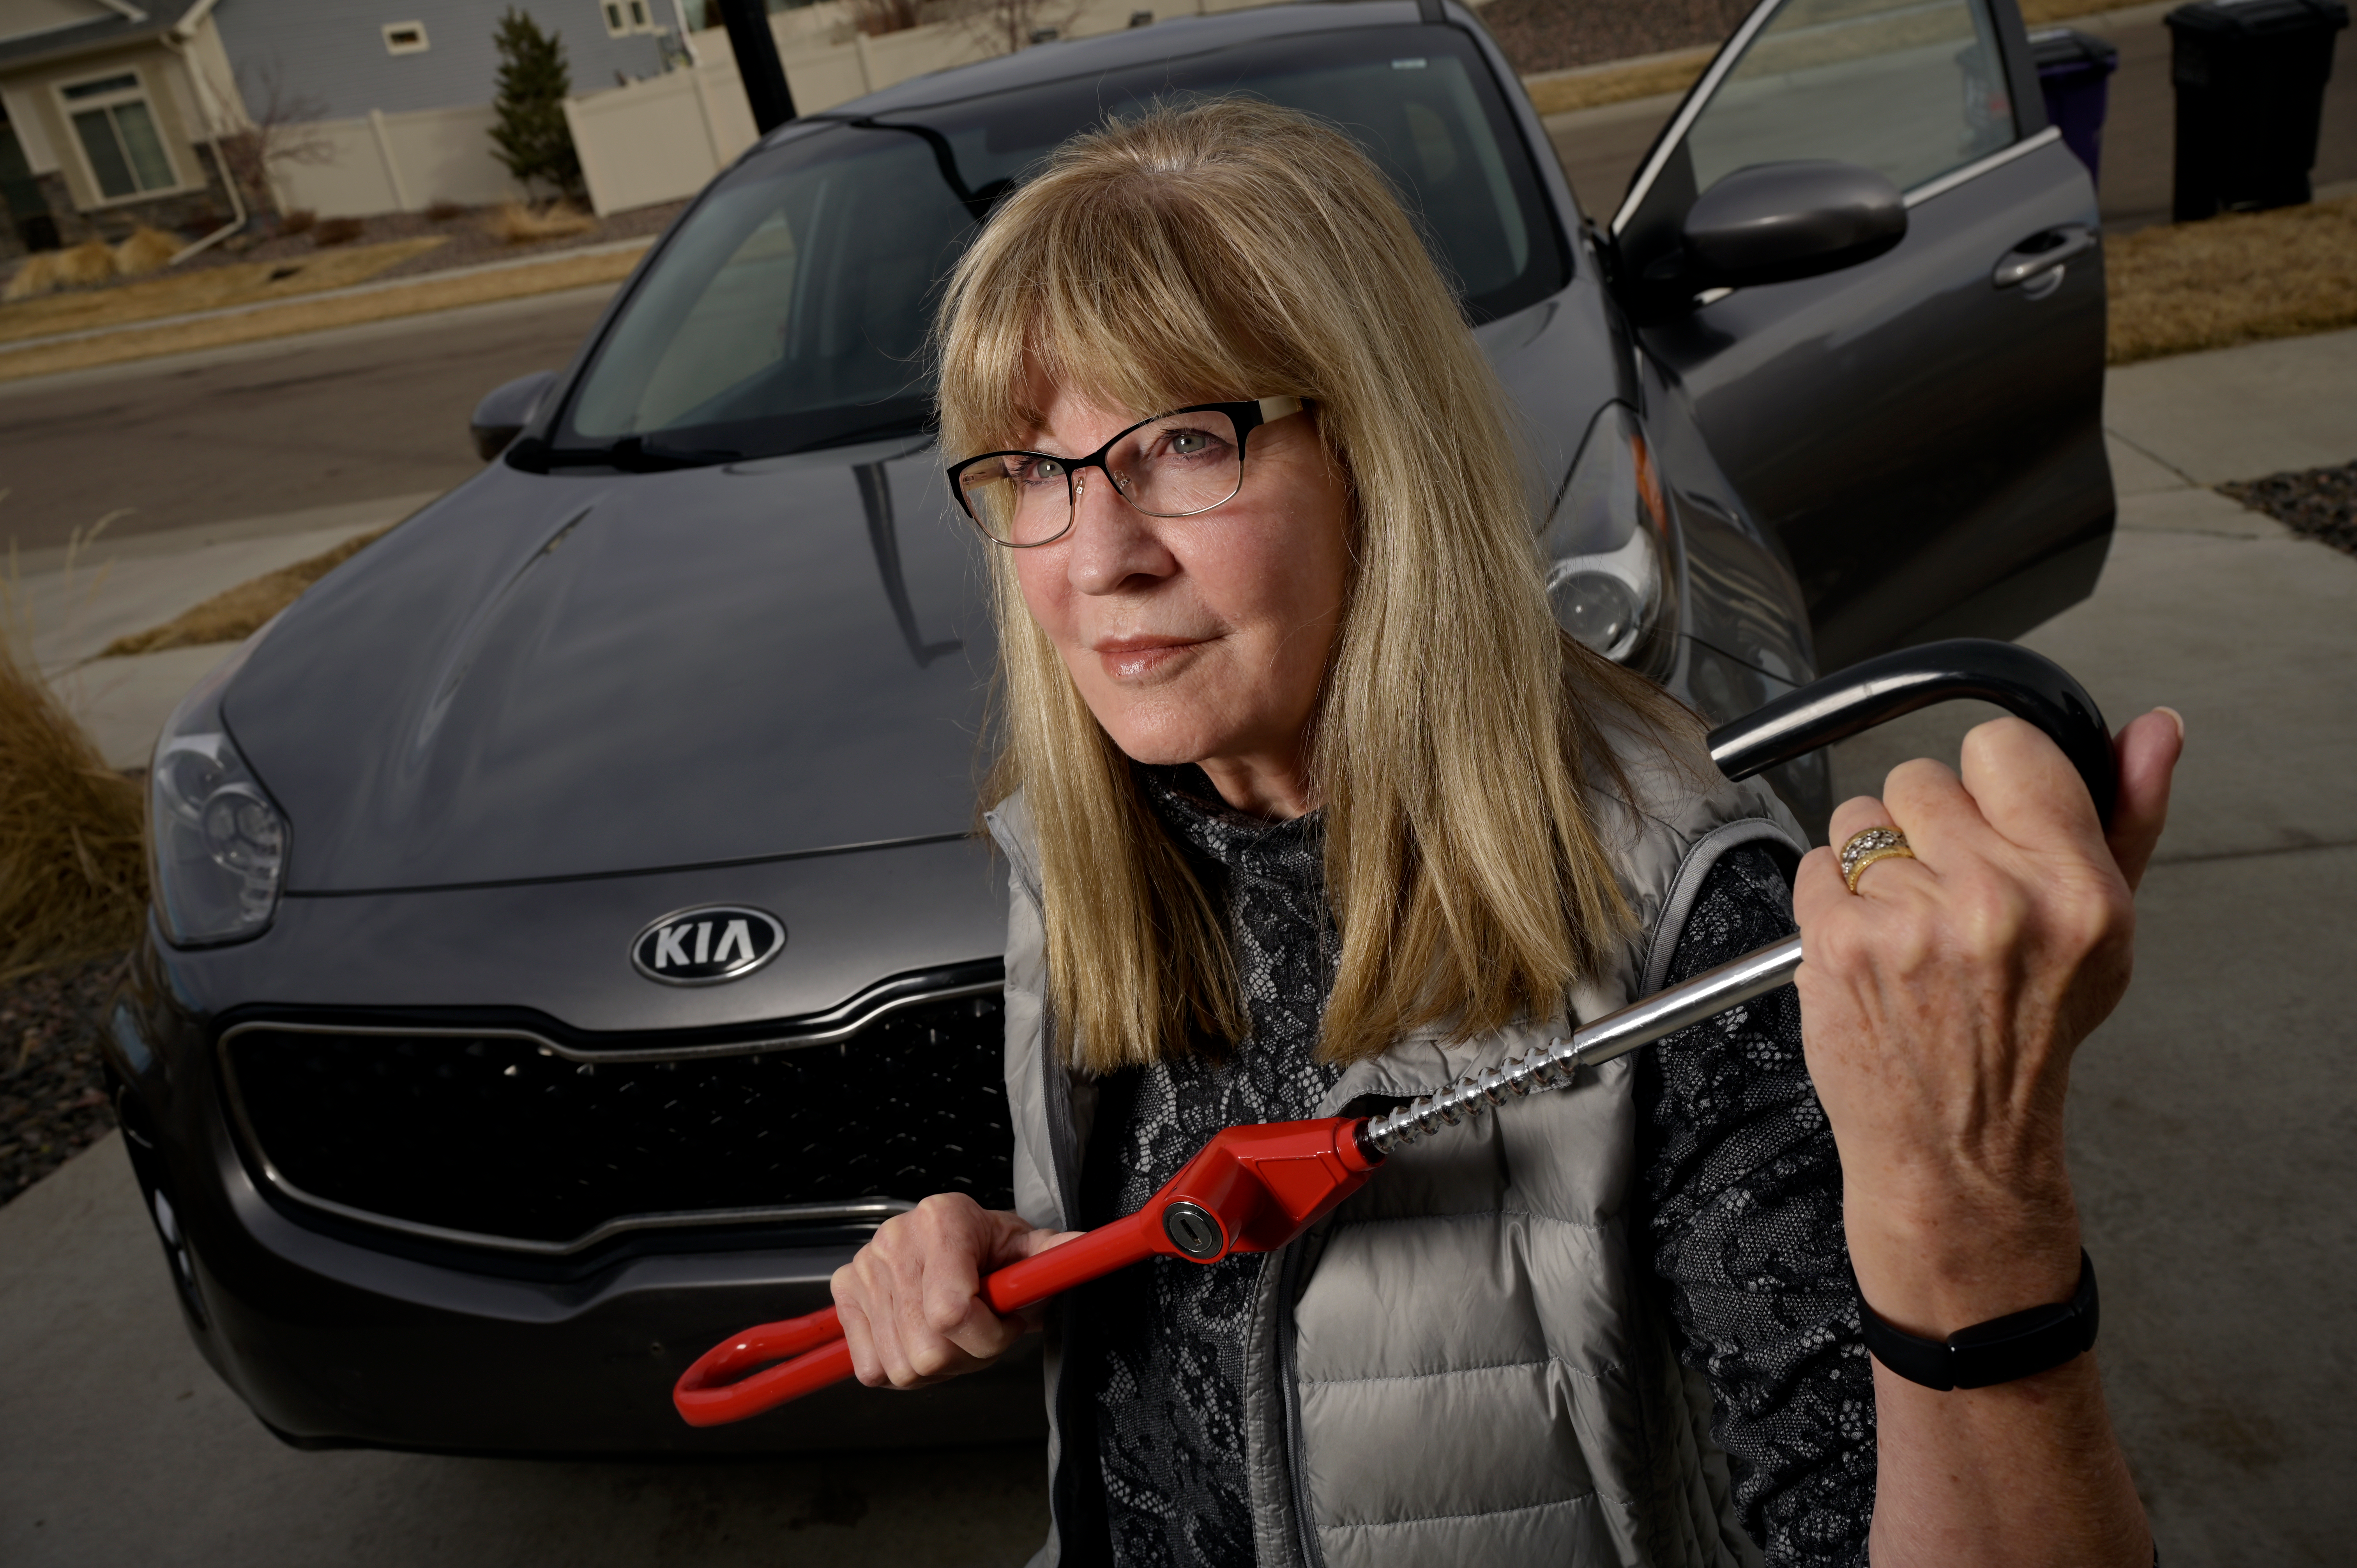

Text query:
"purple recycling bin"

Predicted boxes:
[[2032, 27, 2122, 186]]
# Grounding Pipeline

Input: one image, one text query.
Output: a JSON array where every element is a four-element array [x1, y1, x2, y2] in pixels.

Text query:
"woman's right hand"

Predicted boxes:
[[830, 1194, 1080, 1389]]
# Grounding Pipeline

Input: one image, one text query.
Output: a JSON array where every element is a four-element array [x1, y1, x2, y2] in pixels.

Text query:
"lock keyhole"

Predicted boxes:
[[1161, 1201, 1225, 1260]]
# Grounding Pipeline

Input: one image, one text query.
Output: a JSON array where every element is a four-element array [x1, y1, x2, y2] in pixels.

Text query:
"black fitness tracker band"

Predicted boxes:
[[1859, 1250, 2099, 1391]]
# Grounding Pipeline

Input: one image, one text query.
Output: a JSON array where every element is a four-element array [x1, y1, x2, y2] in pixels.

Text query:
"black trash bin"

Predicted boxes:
[[2031, 28, 2122, 186], [2167, 0, 2350, 220]]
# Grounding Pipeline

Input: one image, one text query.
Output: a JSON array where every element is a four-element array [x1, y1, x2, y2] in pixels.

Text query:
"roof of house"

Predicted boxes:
[[0, 0, 212, 75]]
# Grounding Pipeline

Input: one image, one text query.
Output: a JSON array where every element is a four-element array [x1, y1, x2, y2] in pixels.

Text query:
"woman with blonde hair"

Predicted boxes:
[[832, 99, 2177, 1568]]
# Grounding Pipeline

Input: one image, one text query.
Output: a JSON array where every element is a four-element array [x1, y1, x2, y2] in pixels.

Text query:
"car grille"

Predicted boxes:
[[223, 989, 1012, 1254]]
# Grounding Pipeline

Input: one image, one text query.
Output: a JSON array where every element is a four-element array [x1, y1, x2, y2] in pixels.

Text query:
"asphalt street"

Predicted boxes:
[[0, 287, 611, 555]]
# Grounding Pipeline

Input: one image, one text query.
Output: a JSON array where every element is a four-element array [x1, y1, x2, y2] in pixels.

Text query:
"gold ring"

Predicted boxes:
[[1840, 826, 1915, 893]]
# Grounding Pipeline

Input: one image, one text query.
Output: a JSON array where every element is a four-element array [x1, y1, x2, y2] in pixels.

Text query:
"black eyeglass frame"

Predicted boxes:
[[944, 396, 1309, 548]]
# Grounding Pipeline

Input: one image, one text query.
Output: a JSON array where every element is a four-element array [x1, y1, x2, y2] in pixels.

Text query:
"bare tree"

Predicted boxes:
[[212, 61, 336, 217], [954, 0, 1085, 57], [850, 0, 924, 35]]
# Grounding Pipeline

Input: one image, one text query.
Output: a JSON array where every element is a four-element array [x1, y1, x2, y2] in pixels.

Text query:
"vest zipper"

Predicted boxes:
[[1276, 1238, 1328, 1568]]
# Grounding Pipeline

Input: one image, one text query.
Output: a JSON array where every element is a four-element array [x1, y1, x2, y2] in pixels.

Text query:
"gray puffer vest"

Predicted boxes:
[[986, 738, 1806, 1568]]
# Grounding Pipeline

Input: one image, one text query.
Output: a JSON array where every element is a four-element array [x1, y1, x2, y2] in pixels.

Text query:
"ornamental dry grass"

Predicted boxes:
[[0, 606, 147, 984], [2, 238, 115, 303], [112, 226, 180, 277], [484, 200, 597, 245], [2107, 197, 2357, 365]]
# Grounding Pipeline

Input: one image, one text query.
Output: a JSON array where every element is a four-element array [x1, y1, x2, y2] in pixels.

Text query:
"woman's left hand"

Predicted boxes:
[[1793, 708, 2181, 1320], [1791, 707, 2182, 1567]]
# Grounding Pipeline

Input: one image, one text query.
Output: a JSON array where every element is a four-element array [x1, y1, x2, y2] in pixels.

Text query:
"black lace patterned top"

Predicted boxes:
[[1638, 843, 1873, 1565], [1061, 770, 1871, 1568]]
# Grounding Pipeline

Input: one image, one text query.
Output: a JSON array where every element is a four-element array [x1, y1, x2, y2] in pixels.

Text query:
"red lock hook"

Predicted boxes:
[[676, 638, 2125, 1426]]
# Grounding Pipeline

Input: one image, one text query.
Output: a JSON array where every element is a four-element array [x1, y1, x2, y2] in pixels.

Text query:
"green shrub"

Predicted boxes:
[[488, 9, 585, 207]]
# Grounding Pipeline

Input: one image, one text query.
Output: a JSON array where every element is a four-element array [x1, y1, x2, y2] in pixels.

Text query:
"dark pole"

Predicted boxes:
[[710, 0, 795, 133]]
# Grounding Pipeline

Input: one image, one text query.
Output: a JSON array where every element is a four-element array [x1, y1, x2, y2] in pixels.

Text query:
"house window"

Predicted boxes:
[[383, 21, 431, 54], [603, 0, 656, 35], [60, 72, 175, 200]]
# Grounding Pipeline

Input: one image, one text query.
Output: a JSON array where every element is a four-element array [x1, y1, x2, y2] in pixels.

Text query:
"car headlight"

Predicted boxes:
[[148, 629, 288, 946], [1541, 404, 1673, 665]]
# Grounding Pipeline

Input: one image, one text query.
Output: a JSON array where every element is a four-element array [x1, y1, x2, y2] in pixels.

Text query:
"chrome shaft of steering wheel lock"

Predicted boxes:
[[1360, 934, 1806, 1155]]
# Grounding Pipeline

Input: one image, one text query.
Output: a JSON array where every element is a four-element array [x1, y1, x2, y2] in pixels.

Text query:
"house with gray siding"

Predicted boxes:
[[1, 0, 678, 260], [208, 0, 674, 121], [1, 0, 239, 256]]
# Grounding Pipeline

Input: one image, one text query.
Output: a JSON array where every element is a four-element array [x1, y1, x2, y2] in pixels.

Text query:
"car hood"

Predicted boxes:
[[228, 436, 996, 892], [227, 289, 1619, 894]]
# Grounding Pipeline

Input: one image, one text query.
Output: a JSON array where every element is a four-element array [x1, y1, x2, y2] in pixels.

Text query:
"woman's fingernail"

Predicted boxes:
[[2156, 706, 2186, 743]]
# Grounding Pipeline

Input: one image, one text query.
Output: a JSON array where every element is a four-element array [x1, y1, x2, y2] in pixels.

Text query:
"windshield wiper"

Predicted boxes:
[[548, 435, 744, 472]]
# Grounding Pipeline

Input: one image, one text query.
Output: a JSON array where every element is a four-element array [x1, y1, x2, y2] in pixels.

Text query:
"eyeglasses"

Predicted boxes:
[[945, 396, 1308, 548]]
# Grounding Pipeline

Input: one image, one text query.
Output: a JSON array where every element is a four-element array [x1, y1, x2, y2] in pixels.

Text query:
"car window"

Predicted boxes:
[[1684, 0, 2017, 197], [568, 129, 970, 453], [552, 25, 1564, 465], [906, 32, 1551, 309]]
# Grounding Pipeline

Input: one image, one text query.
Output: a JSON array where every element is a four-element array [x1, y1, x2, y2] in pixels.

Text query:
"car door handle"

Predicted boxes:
[[1992, 224, 2098, 289]]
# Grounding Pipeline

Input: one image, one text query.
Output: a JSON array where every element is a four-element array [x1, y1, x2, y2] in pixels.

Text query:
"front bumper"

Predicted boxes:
[[103, 843, 1045, 1455]]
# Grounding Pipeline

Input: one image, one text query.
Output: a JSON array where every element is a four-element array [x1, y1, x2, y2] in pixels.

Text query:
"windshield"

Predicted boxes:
[[551, 25, 1565, 467]]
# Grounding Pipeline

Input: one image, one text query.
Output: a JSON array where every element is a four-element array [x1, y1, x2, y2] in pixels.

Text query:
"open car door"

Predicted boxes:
[[1610, 0, 2112, 670]]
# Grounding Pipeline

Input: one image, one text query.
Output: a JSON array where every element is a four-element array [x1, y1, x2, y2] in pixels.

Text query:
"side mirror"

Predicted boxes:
[[470, 369, 559, 462], [1667, 161, 1907, 290]]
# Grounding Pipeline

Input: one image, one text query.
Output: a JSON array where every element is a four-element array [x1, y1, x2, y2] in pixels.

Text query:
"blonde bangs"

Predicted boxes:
[[938, 106, 1337, 464], [936, 100, 1698, 1074]]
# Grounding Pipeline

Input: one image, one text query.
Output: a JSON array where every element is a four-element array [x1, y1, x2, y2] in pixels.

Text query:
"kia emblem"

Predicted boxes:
[[630, 905, 786, 985]]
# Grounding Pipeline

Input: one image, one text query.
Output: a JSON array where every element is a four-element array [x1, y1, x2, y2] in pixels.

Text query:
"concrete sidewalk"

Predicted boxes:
[[1825, 330, 2357, 1563], [11, 492, 437, 770], [0, 1137, 1051, 1566]]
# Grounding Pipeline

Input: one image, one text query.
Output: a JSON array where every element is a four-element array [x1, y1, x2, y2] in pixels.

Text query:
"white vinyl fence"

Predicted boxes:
[[568, 0, 1276, 214], [266, 0, 1286, 220], [269, 102, 530, 218]]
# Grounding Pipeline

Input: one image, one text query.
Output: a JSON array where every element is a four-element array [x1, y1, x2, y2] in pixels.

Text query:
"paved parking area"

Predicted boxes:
[[0, 1131, 1053, 1566], [1827, 332, 2357, 1564]]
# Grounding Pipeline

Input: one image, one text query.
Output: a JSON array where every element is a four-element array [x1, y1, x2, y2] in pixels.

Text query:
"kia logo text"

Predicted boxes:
[[630, 906, 786, 985]]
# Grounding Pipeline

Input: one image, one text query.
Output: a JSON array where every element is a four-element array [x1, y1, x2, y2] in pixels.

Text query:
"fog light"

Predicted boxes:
[[1548, 567, 1641, 654]]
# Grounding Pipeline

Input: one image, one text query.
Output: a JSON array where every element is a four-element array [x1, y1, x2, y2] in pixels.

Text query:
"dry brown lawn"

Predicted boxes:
[[101, 525, 394, 657], [2107, 197, 2357, 364], [2018, 0, 2163, 21], [0, 242, 643, 382], [0, 235, 446, 346], [484, 201, 598, 244]]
